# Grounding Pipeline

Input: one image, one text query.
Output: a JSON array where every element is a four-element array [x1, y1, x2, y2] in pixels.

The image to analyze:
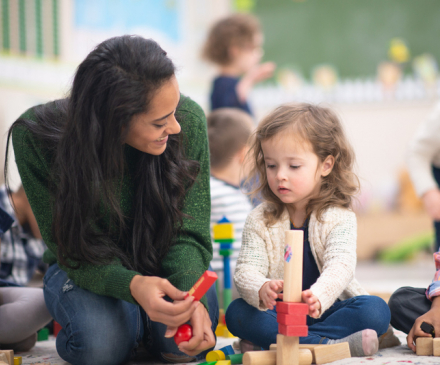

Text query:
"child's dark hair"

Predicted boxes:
[[246, 103, 360, 225], [207, 108, 253, 170], [202, 13, 260, 66]]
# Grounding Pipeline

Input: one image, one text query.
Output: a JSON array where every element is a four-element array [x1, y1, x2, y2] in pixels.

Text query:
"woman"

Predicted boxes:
[[5, 35, 218, 364]]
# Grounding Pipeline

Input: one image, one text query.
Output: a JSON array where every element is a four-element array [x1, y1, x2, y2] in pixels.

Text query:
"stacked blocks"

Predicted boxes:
[[416, 337, 440, 356], [213, 216, 234, 310], [276, 302, 308, 337]]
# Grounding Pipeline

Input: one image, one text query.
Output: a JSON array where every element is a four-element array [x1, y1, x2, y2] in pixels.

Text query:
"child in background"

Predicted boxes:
[[207, 108, 254, 270], [0, 205, 52, 351], [0, 185, 46, 285], [226, 103, 392, 356], [202, 13, 275, 116]]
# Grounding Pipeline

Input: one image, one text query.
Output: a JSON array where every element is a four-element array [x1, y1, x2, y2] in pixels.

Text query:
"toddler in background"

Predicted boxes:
[[202, 13, 275, 116], [226, 103, 393, 356], [208, 108, 253, 270]]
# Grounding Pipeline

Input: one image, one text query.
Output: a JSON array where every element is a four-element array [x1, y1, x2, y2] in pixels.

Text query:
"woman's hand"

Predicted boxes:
[[259, 280, 283, 310], [173, 303, 215, 356], [407, 296, 440, 352], [129, 275, 199, 328], [302, 289, 321, 318]]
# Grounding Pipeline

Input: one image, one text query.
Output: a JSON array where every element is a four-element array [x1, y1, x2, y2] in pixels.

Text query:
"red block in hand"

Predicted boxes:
[[277, 313, 307, 326], [184, 271, 218, 301], [276, 302, 308, 315], [278, 324, 308, 337]]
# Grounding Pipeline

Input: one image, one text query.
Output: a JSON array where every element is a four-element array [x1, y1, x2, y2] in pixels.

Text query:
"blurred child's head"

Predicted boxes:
[[203, 14, 263, 73], [208, 108, 254, 173], [246, 103, 359, 224]]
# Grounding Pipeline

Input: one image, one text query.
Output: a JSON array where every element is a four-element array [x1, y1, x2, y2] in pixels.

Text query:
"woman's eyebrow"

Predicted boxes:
[[151, 110, 174, 123]]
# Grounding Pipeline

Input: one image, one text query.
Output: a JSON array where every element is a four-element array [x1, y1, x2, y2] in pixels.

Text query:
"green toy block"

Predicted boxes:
[[197, 362, 216, 365], [219, 249, 234, 256], [227, 353, 244, 364], [214, 238, 234, 244], [223, 288, 232, 310], [37, 328, 49, 341]]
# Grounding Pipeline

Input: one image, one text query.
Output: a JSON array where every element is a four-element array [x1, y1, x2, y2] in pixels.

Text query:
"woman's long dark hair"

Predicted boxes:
[[4, 36, 199, 275]]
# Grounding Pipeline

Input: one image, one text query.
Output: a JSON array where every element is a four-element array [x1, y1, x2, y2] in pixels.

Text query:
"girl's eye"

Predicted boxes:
[[266, 164, 275, 169], [290, 165, 300, 169]]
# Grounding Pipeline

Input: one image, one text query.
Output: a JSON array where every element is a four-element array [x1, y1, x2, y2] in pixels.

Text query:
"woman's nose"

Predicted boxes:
[[167, 114, 181, 135]]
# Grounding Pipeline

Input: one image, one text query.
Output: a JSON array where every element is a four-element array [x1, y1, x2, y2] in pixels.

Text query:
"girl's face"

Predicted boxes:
[[234, 32, 264, 73], [125, 75, 181, 155], [261, 133, 334, 212]]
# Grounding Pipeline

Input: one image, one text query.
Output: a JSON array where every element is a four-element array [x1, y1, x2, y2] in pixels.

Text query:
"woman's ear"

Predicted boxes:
[[321, 155, 335, 177]]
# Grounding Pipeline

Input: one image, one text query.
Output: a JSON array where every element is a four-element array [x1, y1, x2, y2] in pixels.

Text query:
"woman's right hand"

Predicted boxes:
[[129, 275, 199, 328]]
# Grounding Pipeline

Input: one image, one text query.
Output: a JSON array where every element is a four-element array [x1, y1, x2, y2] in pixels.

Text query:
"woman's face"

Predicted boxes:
[[125, 75, 181, 155]]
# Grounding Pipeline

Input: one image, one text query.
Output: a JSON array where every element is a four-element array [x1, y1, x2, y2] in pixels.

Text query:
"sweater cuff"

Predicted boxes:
[[236, 276, 271, 311], [309, 283, 334, 318]]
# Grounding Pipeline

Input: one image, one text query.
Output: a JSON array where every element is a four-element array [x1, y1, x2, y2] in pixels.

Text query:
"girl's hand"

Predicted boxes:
[[174, 303, 215, 356], [422, 189, 440, 221], [129, 275, 199, 328], [237, 62, 276, 102], [302, 289, 321, 318], [259, 280, 283, 310]]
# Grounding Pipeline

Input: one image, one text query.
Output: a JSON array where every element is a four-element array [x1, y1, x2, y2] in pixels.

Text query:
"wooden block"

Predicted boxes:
[[416, 337, 433, 356], [219, 345, 235, 356], [216, 361, 231, 365], [0, 350, 13, 365], [213, 223, 234, 240], [13, 357, 22, 365], [206, 350, 226, 362], [226, 353, 243, 364], [277, 313, 307, 325], [53, 321, 62, 337], [243, 349, 312, 365], [270, 343, 325, 363], [276, 301, 309, 315], [0, 355, 7, 364], [185, 271, 218, 301], [278, 324, 308, 337], [314, 342, 351, 364], [0, 362, 9, 365], [283, 230, 304, 302], [433, 338, 440, 356]]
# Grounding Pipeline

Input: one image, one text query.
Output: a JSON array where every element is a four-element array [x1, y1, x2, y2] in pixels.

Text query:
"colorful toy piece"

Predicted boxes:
[[219, 345, 235, 356], [216, 361, 231, 365], [277, 313, 307, 326], [174, 324, 193, 345], [278, 324, 308, 337], [213, 216, 234, 310], [14, 356, 22, 365], [276, 302, 308, 315], [185, 270, 218, 301], [37, 328, 49, 341], [206, 350, 226, 362], [53, 321, 62, 337], [226, 353, 243, 364]]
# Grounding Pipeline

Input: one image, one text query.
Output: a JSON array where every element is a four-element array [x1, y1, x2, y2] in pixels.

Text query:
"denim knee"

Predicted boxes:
[[359, 296, 390, 336], [225, 298, 247, 336]]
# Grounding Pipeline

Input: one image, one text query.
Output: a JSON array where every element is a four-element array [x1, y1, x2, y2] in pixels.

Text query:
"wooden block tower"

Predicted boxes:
[[213, 216, 234, 310], [276, 230, 308, 365]]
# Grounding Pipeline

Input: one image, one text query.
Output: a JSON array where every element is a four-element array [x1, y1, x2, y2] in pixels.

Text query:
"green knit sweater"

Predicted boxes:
[[12, 96, 213, 310]]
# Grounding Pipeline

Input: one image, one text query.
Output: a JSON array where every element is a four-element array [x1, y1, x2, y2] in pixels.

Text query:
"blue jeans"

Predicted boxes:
[[43, 264, 219, 365], [225, 296, 390, 350]]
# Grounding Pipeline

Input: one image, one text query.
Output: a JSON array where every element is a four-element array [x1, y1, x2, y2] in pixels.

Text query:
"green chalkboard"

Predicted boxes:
[[253, 0, 440, 79]]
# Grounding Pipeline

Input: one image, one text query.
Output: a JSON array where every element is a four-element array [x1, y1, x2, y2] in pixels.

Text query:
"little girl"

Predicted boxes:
[[225, 103, 393, 357]]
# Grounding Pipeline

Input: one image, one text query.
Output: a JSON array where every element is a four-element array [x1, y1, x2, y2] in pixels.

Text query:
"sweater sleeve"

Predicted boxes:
[[234, 212, 271, 311], [310, 209, 357, 316], [12, 123, 140, 304], [159, 97, 213, 311], [407, 102, 440, 197]]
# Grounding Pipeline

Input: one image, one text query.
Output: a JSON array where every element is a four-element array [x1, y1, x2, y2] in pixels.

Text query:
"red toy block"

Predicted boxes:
[[276, 301, 308, 315], [53, 321, 62, 337], [277, 313, 307, 326], [278, 324, 308, 337], [185, 271, 218, 301]]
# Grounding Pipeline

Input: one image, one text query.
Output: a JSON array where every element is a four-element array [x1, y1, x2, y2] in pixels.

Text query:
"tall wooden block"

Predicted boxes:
[[433, 338, 440, 356], [313, 342, 351, 364], [416, 337, 433, 356]]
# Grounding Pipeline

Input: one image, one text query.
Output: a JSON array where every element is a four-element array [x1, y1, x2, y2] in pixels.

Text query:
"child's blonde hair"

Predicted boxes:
[[202, 13, 260, 66], [246, 103, 359, 225]]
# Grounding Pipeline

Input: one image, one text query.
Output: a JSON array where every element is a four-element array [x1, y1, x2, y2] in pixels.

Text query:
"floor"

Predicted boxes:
[[15, 256, 440, 364]]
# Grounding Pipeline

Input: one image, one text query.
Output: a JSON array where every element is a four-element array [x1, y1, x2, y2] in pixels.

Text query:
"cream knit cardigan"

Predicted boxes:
[[234, 202, 369, 317]]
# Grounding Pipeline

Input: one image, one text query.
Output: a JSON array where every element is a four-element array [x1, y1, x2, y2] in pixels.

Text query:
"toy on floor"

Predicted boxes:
[[215, 309, 235, 338], [37, 328, 49, 341], [174, 270, 218, 345], [0, 350, 13, 365], [13, 356, 21, 365], [416, 321, 440, 356], [53, 320, 62, 337], [238, 231, 351, 365]]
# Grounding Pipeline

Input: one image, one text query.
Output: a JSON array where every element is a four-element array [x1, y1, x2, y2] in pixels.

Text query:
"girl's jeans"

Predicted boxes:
[[43, 263, 219, 365], [225, 295, 390, 350]]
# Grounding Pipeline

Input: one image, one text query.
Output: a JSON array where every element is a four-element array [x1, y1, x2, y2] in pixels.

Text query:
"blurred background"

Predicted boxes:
[[1, 0, 439, 298]]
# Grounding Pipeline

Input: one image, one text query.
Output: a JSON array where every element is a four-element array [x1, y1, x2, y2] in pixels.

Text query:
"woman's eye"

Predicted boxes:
[[154, 123, 167, 129], [290, 165, 300, 169]]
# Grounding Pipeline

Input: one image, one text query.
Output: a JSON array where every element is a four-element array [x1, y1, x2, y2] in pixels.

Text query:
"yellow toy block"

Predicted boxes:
[[206, 350, 226, 362], [213, 223, 234, 240], [216, 361, 231, 365], [216, 323, 227, 336], [14, 357, 22, 365]]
